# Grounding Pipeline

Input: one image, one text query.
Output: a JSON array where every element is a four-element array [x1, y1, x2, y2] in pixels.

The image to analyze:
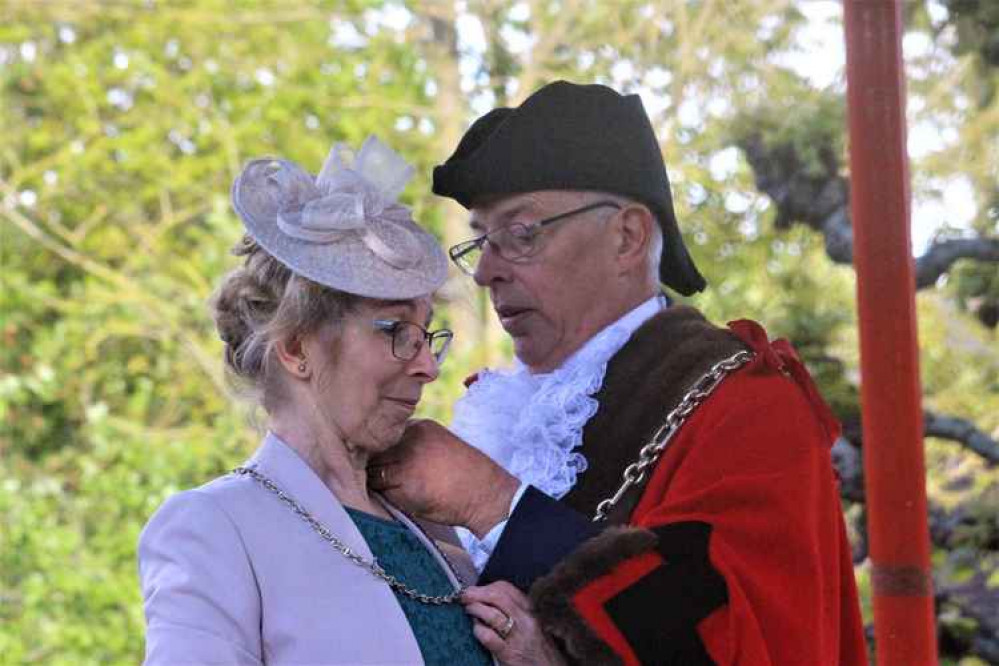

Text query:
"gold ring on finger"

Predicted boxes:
[[498, 613, 516, 639]]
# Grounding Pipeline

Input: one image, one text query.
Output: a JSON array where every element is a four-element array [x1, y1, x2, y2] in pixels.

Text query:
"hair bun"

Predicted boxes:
[[212, 280, 253, 350]]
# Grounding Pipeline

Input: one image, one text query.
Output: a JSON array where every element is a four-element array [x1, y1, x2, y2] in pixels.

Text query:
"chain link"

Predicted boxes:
[[593, 350, 754, 522], [232, 466, 465, 605]]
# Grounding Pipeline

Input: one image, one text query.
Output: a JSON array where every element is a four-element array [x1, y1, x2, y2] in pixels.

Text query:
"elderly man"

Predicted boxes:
[[371, 81, 867, 665]]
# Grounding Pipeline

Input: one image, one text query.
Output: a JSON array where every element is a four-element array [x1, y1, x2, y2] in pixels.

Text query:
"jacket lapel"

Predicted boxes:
[[245, 433, 424, 661], [385, 504, 480, 588]]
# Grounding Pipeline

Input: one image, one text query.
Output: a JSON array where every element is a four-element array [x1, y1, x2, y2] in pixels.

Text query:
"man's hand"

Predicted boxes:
[[368, 419, 520, 537]]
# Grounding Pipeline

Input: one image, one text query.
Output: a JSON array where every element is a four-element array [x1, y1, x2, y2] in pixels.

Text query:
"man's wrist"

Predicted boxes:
[[467, 471, 520, 538]]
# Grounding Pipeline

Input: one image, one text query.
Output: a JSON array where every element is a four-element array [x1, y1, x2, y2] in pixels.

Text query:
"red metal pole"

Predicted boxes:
[[843, 1, 938, 663]]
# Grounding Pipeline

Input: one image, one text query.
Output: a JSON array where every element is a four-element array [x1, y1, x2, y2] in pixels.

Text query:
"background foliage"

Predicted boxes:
[[1, 1, 996, 664]]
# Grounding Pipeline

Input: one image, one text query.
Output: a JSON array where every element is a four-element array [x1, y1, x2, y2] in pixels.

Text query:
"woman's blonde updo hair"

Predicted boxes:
[[211, 235, 361, 410]]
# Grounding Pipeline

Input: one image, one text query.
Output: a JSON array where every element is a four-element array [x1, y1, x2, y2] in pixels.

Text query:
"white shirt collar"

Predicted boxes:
[[450, 293, 667, 499]]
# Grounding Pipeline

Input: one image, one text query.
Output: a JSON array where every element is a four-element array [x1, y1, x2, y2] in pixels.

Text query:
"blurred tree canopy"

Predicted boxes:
[[1, 1, 996, 664]]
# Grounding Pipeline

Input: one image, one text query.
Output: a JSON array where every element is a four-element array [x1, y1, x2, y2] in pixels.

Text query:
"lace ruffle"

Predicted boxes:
[[450, 296, 665, 499]]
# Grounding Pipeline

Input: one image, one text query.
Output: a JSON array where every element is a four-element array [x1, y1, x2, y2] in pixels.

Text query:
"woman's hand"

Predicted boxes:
[[462, 582, 567, 666]]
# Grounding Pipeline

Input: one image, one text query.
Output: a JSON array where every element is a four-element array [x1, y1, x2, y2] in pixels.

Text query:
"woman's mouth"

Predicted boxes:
[[385, 397, 418, 411]]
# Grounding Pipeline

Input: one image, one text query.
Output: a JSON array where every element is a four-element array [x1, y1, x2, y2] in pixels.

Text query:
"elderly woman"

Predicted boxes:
[[138, 137, 497, 664]]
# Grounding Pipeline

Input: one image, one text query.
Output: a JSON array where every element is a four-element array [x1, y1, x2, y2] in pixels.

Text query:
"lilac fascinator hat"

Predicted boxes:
[[232, 136, 447, 299]]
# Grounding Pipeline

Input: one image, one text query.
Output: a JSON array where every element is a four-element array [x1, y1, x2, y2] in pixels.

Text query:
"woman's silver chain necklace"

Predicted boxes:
[[231, 466, 466, 605]]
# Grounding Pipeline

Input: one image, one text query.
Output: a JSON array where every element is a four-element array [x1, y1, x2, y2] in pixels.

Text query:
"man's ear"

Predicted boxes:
[[615, 204, 655, 272], [275, 334, 310, 378]]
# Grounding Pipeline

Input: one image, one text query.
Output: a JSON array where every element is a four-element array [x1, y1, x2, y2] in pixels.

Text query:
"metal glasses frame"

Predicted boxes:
[[372, 319, 453, 364], [447, 200, 622, 275]]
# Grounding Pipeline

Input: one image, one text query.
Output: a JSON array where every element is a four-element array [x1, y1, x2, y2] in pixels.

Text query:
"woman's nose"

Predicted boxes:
[[407, 342, 440, 382]]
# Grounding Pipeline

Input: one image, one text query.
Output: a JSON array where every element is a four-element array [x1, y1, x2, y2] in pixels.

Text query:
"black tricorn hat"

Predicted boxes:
[[432, 80, 706, 296]]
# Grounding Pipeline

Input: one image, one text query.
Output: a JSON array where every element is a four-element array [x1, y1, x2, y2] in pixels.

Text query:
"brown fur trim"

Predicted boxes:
[[564, 306, 748, 518], [530, 526, 658, 665]]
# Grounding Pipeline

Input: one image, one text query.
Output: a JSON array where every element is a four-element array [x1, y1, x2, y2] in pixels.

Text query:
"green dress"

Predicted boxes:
[[345, 508, 492, 665]]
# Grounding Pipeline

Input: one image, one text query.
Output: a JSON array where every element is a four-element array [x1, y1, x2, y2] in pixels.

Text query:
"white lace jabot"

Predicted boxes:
[[450, 294, 667, 499]]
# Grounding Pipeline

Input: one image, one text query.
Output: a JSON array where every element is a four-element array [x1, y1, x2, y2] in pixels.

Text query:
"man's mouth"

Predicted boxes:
[[495, 306, 532, 328]]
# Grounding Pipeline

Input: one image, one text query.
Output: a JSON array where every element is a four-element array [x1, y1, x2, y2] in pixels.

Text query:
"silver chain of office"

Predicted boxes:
[[593, 350, 755, 522], [232, 466, 465, 605]]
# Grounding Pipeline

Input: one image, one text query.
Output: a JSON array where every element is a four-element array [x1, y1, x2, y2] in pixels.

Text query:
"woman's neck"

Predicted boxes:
[[269, 415, 391, 519]]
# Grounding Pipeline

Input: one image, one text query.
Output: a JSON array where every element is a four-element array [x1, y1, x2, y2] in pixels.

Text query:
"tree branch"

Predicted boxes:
[[738, 134, 999, 296], [924, 410, 999, 466], [0, 179, 226, 395], [916, 237, 999, 288], [838, 409, 998, 470]]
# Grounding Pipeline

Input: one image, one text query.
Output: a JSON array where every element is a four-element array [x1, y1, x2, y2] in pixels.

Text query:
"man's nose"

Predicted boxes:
[[473, 244, 510, 287]]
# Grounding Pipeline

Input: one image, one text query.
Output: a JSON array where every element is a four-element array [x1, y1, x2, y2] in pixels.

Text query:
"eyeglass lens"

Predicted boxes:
[[458, 225, 533, 272], [391, 322, 450, 363], [452, 201, 621, 274]]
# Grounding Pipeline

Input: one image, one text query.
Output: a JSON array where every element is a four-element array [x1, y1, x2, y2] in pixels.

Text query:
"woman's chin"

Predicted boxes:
[[362, 419, 410, 453]]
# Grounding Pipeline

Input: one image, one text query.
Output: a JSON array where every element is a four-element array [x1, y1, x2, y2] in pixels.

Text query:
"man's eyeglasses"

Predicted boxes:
[[372, 319, 454, 364], [448, 200, 622, 276]]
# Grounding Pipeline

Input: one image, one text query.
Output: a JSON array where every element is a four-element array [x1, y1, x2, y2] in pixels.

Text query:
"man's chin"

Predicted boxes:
[[512, 338, 546, 372]]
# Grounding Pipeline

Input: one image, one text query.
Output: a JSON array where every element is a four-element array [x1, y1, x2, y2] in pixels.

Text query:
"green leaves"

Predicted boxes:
[[2, 1, 996, 662]]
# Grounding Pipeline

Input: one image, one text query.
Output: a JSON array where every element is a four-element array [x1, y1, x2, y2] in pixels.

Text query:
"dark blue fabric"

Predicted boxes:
[[479, 486, 601, 591]]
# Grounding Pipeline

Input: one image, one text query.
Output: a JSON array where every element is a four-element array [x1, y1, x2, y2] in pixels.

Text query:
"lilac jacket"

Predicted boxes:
[[138, 433, 477, 665]]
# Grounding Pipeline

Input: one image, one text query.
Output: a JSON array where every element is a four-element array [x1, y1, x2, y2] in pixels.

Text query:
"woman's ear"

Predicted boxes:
[[275, 335, 310, 378]]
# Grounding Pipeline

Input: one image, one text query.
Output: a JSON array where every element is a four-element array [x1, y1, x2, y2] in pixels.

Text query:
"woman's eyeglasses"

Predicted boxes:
[[372, 320, 454, 364]]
